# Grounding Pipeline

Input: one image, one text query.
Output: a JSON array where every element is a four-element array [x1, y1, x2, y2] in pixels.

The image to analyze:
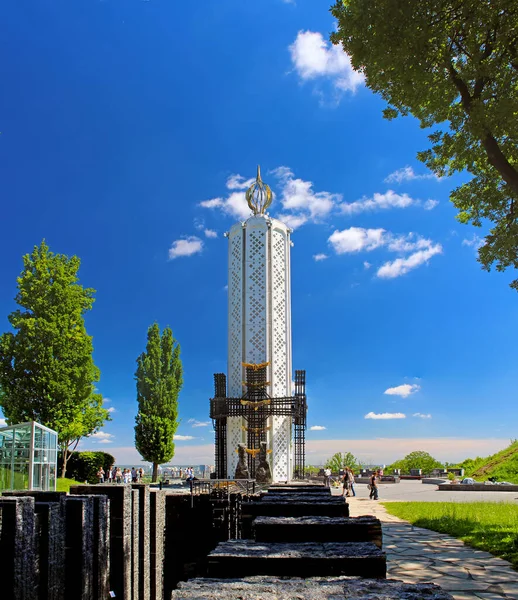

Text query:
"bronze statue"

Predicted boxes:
[[255, 441, 272, 483], [234, 444, 250, 479]]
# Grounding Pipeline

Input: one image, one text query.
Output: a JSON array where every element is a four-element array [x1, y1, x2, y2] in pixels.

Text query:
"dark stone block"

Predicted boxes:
[[252, 515, 382, 547], [34, 502, 65, 600], [0, 496, 37, 600], [65, 494, 110, 600], [2, 491, 66, 503], [259, 495, 344, 503], [171, 576, 454, 599], [149, 490, 166, 600], [207, 540, 386, 579], [131, 484, 150, 600], [131, 489, 140, 600], [62, 496, 94, 600], [242, 501, 349, 518], [70, 484, 132, 600]]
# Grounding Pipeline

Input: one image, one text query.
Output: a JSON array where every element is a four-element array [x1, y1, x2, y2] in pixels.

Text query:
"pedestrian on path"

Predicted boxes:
[[369, 470, 379, 500], [324, 467, 332, 488], [347, 467, 356, 497]]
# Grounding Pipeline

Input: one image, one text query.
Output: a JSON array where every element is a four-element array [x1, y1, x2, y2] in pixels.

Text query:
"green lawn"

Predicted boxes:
[[383, 502, 518, 569], [56, 478, 83, 492]]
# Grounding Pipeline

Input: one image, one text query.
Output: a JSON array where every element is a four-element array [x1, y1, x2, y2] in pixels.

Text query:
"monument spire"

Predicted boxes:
[[245, 164, 273, 215]]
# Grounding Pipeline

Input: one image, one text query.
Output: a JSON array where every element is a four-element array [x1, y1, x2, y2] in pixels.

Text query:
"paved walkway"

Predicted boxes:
[[345, 497, 518, 600]]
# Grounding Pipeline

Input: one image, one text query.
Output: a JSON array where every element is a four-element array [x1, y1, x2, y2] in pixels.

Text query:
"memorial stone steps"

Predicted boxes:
[[206, 539, 386, 578], [172, 483, 453, 598], [252, 515, 382, 547], [171, 576, 453, 600]]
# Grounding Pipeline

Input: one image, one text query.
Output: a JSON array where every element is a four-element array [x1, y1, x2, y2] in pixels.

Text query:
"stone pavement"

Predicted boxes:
[[345, 496, 518, 600]]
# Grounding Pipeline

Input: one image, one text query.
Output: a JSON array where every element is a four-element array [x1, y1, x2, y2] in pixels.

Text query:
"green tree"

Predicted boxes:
[[135, 323, 183, 482], [331, 0, 518, 289], [0, 241, 109, 477], [325, 451, 359, 472], [387, 450, 443, 475]]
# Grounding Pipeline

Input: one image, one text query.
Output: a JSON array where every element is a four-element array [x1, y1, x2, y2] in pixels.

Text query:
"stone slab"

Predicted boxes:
[[438, 484, 518, 492], [259, 495, 344, 503], [242, 500, 349, 518], [34, 501, 65, 600], [207, 540, 386, 579], [70, 484, 132, 600], [149, 490, 166, 600], [62, 495, 94, 600], [0, 496, 37, 600], [252, 515, 382, 547], [172, 576, 453, 599]]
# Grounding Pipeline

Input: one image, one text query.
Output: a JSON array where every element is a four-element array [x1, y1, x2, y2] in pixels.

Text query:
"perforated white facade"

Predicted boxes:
[[226, 214, 293, 481]]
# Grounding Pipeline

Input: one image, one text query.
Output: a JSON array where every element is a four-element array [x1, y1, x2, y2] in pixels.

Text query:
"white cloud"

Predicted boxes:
[[310, 425, 327, 431], [329, 228, 442, 279], [462, 235, 484, 251], [340, 190, 415, 216], [384, 166, 439, 184], [0, 418, 6, 427], [107, 407, 116, 413], [226, 174, 255, 190], [168, 236, 203, 260], [365, 412, 406, 420], [199, 198, 224, 209], [313, 253, 328, 261], [384, 383, 421, 398], [328, 227, 386, 254], [174, 435, 195, 441], [363, 261, 371, 269], [289, 30, 364, 94], [204, 229, 217, 239], [89, 431, 115, 443], [277, 213, 308, 230], [424, 199, 439, 210], [103, 397, 111, 403], [188, 419, 210, 428], [272, 167, 341, 225], [413, 413, 432, 419], [377, 243, 442, 279]]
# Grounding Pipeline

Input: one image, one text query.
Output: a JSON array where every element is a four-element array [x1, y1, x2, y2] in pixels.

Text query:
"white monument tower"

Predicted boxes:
[[210, 166, 306, 483]]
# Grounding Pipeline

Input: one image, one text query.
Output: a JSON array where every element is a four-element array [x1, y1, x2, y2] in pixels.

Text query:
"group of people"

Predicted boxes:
[[323, 466, 381, 500], [96, 466, 145, 484]]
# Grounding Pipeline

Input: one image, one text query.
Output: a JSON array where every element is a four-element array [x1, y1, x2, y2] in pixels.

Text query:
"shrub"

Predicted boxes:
[[59, 451, 115, 483]]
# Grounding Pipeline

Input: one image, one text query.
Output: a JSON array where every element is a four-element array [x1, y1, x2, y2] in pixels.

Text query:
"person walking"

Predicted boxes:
[[347, 467, 356, 497], [369, 470, 379, 500], [115, 467, 122, 484], [324, 467, 332, 488]]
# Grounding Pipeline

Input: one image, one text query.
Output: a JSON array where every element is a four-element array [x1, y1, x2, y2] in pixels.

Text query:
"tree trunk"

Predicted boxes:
[[61, 447, 69, 479], [152, 462, 159, 483]]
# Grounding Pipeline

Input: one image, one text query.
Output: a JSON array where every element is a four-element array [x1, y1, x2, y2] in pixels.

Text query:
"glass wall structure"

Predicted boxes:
[[0, 421, 58, 492]]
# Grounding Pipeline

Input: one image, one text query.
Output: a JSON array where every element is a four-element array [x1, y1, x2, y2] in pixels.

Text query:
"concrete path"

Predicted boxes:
[[344, 496, 518, 600]]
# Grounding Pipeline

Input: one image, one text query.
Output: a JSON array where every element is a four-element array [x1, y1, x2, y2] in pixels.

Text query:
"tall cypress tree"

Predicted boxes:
[[135, 323, 182, 482], [0, 240, 109, 477]]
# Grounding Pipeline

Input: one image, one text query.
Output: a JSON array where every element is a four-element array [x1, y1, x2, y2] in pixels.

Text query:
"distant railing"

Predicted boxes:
[[190, 478, 269, 498]]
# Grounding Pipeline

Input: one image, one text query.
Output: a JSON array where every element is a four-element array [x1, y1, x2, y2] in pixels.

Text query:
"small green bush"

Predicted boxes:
[[60, 451, 115, 483]]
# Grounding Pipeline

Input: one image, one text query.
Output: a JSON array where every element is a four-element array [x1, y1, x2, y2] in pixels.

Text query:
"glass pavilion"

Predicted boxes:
[[0, 421, 58, 492]]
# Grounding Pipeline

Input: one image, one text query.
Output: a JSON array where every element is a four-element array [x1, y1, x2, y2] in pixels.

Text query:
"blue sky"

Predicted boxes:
[[1, 0, 517, 466]]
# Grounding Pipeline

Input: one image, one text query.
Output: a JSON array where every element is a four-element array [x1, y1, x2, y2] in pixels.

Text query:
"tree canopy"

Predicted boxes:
[[0, 241, 109, 477], [331, 0, 518, 289], [386, 450, 443, 475], [325, 451, 359, 472], [135, 323, 183, 482]]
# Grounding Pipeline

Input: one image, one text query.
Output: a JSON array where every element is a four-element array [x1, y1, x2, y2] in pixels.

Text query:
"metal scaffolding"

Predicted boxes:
[[211, 365, 307, 480]]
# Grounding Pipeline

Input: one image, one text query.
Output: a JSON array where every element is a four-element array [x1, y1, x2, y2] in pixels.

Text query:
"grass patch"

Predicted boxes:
[[383, 502, 518, 569], [56, 478, 83, 492]]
